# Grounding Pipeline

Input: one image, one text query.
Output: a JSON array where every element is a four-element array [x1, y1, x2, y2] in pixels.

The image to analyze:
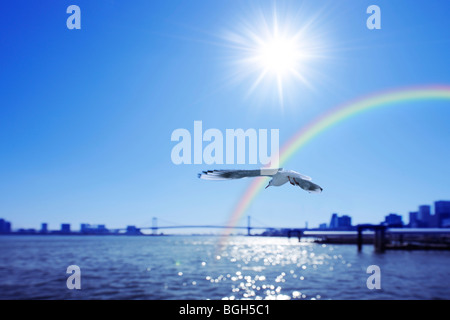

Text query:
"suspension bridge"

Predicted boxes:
[[128, 216, 271, 236], [112, 217, 450, 252]]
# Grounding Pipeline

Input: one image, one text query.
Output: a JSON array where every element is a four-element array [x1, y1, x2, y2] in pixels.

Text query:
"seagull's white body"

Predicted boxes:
[[198, 168, 323, 193]]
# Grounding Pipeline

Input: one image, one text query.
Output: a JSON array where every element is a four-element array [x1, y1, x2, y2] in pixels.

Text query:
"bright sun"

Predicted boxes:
[[257, 37, 299, 75], [222, 5, 329, 107]]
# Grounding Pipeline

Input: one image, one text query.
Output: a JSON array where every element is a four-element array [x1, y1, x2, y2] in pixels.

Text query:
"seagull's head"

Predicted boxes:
[[265, 180, 273, 189]]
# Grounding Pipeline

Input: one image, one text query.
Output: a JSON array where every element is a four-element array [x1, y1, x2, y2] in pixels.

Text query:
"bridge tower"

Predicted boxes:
[[152, 217, 158, 235], [247, 216, 251, 236]]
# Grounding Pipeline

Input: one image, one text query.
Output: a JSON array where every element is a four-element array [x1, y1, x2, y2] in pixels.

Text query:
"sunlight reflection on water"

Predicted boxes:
[[0, 235, 449, 299]]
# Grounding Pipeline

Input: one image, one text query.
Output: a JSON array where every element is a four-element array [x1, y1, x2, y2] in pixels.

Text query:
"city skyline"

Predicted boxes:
[[2, 199, 449, 234], [1, 1, 449, 231]]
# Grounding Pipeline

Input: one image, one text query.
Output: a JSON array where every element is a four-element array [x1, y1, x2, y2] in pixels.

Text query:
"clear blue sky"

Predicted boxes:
[[1, 0, 449, 231]]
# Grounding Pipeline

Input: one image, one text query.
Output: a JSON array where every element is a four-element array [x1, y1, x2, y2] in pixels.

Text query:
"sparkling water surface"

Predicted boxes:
[[0, 235, 449, 300]]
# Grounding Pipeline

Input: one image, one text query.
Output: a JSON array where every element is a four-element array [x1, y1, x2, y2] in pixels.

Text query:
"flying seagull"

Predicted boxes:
[[198, 168, 323, 193]]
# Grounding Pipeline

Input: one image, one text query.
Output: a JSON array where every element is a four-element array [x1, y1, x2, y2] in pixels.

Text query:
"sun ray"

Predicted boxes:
[[276, 72, 284, 107], [247, 68, 269, 97], [290, 68, 314, 91]]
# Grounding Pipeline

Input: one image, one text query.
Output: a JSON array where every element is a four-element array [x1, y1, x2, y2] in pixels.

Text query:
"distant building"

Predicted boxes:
[[329, 213, 339, 229], [61, 224, 71, 234], [428, 214, 440, 228], [409, 211, 419, 228], [0, 219, 12, 234], [435, 201, 450, 228], [126, 226, 141, 235], [442, 218, 450, 228], [328, 213, 352, 230], [81, 223, 109, 234], [97, 225, 108, 233], [40, 223, 48, 234], [318, 223, 327, 229], [418, 205, 431, 227], [407, 202, 450, 228], [80, 223, 90, 233], [384, 213, 403, 227], [338, 215, 352, 228]]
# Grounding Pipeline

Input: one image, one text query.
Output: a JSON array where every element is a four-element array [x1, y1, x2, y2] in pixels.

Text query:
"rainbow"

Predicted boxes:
[[217, 85, 450, 249]]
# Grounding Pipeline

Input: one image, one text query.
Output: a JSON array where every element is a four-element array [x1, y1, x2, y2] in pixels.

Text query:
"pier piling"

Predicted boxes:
[[357, 224, 387, 252]]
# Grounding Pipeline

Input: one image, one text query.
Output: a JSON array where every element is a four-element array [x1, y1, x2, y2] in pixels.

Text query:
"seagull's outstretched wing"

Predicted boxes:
[[198, 168, 281, 181], [290, 178, 323, 193], [288, 170, 312, 181], [297, 173, 312, 181]]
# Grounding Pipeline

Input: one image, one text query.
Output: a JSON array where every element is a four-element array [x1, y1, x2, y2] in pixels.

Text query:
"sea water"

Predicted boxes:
[[0, 235, 449, 300]]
